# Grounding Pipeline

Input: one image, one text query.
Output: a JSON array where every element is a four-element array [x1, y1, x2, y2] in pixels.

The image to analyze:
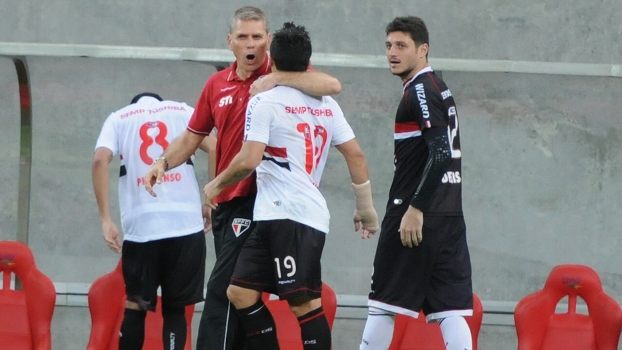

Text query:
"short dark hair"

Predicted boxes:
[[270, 22, 312, 72], [130, 92, 163, 104], [385, 16, 429, 47]]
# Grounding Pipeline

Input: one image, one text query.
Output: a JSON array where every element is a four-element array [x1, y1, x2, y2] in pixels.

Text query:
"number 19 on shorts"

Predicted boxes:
[[274, 256, 297, 278]]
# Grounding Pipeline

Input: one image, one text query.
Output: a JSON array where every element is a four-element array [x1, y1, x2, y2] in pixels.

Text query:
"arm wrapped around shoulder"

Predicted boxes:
[[352, 180, 379, 232]]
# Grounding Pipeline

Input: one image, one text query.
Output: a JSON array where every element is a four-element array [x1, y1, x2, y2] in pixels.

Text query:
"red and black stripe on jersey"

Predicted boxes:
[[385, 68, 463, 217], [262, 146, 291, 171]]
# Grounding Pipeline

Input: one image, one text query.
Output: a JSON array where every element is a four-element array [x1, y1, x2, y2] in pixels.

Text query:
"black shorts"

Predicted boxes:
[[122, 231, 206, 311], [230, 219, 325, 301], [209, 195, 256, 282], [196, 195, 256, 350], [368, 216, 472, 321]]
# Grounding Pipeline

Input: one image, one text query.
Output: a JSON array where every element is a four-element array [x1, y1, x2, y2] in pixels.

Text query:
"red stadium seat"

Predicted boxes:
[[86, 260, 194, 350], [514, 264, 622, 350], [0, 240, 56, 350], [262, 282, 338, 350], [388, 293, 483, 350]]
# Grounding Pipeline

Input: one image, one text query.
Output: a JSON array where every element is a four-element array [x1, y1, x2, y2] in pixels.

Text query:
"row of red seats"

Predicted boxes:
[[0, 240, 333, 350], [1, 240, 622, 349]]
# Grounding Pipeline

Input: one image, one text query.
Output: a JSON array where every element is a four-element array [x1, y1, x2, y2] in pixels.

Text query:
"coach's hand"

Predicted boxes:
[[203, 180, 222, 210], [144, 160, 167, 197], [250, 74, 277, 96], [399, 206, 423, 248], [202, 204, 213, 233]]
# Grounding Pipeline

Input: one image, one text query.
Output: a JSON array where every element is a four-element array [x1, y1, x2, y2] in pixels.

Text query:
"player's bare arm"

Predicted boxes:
[[199, 133, 217, 232], [203, 140, 265, 208], [335, 139, 379, 238], [198, 133, 217, 154], [400, 127, 452, 247], [250, 70, 341, 96], [144, 130, 204, 197], [92, 147, 122, 253]]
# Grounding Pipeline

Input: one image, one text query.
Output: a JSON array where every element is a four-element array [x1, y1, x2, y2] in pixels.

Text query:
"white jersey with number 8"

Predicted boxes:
[[95, 98, 203, 242]]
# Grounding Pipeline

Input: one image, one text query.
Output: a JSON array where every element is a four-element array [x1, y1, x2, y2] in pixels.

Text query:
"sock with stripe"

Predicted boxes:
[[298, 306, 331, 350], [235, 299, 280, 350]]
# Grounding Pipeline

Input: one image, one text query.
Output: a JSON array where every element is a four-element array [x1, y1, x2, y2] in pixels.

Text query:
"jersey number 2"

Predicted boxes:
[[139, 121, 169, 165], [296, 123, 328, 175], [447, 108, 461, 159]]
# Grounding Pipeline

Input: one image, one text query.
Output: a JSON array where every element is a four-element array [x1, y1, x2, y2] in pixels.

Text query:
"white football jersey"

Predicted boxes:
[[95, 97, 203, 242], [244, 86, 355, 233]]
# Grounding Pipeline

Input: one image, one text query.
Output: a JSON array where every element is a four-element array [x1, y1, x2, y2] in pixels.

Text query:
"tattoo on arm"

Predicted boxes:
[[221, 169, 253, 188]]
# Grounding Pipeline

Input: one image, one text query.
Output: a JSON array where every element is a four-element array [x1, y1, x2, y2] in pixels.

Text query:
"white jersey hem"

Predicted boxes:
[[123, 224, 204, 243]]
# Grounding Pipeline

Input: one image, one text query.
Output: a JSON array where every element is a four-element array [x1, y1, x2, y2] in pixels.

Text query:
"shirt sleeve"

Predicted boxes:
[[244, 96, 273, 145], [187, 81, 214, 135], [328, 99, 355, 146], [409, 127, 452, 211], [94, 113, 118, 155], [182, 103, 195, 124], [404, 81, 446, 130]]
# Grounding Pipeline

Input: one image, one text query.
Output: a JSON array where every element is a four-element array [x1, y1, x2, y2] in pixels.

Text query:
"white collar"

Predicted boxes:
[[403, 66, 434, 92], [136, 96, 160, 104]]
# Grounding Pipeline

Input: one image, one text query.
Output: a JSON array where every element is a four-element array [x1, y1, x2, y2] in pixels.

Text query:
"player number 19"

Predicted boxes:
[[274, 256, 297, 278]]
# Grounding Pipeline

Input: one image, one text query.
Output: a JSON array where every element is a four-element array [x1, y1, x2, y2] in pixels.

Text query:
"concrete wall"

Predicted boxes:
[[2, 0, 621, 64], [1, 0, 621, 349]]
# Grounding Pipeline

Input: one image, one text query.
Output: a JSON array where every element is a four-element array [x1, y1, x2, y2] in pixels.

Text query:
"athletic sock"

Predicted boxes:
[[119, 308, 147, 350], [162, 306, 187, 350], [439, 316, 472, 350], [297, 306, 331, 350], [235, 299, 280, 350], [359, 307, 395, 350]]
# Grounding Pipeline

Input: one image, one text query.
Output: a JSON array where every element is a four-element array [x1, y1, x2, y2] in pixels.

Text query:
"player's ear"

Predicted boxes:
[[418, 43, 429, 59], [227, 34, 233, 51]]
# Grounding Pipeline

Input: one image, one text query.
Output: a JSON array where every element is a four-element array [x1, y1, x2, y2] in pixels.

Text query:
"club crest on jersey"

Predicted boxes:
[[232, 218, 251, 237]]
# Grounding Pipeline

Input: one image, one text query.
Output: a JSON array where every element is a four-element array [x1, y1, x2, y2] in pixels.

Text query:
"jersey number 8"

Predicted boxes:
[[139, 121, 169, 165]]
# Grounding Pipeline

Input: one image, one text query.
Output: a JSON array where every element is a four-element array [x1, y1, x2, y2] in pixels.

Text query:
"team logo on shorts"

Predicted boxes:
[[232, 218, 251, 237]]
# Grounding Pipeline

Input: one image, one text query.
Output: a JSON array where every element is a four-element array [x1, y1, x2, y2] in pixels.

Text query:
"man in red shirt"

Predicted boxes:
[[144, 6, 341, 350]]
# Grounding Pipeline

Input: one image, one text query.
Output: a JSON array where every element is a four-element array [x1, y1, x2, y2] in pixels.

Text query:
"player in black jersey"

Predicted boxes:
[[359, 16, 473, 350]]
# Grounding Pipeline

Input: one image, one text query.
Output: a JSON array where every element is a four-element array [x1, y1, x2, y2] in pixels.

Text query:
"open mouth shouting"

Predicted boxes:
[[245, 54, 257, 65]]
